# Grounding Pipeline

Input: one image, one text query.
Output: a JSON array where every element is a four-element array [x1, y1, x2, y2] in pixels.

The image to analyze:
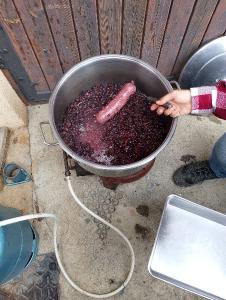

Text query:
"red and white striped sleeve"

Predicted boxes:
[[191, 80, 226, 120]]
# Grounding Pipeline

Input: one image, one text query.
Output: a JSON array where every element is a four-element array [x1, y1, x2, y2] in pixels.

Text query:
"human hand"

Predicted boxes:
[[150, 90, 192, 117]]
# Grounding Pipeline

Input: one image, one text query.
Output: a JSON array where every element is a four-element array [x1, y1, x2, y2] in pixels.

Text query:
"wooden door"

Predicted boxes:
[[0, 0, 225, 103]]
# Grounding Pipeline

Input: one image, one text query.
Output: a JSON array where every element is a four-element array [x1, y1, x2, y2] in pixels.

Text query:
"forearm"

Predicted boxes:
[[191, 81, 226, 120]]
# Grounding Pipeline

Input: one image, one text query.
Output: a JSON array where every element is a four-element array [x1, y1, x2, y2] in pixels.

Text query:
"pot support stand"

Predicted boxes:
[[3, 163, 32, 186]]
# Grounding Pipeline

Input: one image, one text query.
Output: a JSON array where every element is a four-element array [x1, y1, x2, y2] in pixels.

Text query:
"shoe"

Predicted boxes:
[[173, 160, 217, 187]]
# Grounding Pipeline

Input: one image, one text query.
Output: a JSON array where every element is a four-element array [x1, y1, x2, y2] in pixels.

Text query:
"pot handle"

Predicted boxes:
[[170, 80, 181, 90], [40, 121, 59, 146]]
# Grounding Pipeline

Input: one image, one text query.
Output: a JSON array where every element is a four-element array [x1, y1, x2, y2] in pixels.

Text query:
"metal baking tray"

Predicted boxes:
[[148, 195, 226, 300], [179, 36, 226, 88]]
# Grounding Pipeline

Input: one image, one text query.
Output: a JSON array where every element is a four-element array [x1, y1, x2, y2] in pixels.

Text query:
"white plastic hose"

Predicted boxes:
[[0, 176, 135, 298]]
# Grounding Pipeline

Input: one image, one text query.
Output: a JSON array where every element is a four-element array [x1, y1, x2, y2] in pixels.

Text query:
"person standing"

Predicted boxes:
[[150, 81, 226, 187]]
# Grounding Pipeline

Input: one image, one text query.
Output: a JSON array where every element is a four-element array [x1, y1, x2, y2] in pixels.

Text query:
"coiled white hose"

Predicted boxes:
[[0, 176, 135, 298]]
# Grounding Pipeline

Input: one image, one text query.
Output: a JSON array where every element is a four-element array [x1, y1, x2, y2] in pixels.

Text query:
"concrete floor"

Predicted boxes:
[[0, 126, 33, 214], [1, 103, 226, 299]]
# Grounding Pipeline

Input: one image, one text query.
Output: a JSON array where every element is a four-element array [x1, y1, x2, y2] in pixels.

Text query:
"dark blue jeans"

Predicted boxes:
[[209, 133, 226, 178]]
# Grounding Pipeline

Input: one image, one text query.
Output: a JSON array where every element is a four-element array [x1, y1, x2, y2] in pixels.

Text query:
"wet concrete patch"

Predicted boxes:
[[135, 224, 150, 239], [136, 205, 149, 217], [196, 116, 202, 121], [180, 154, 196, 164], [109, 279, 115, 285]]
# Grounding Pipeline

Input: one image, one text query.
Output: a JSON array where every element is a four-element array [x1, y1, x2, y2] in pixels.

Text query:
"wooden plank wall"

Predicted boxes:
[[0, 0, 226, 96]]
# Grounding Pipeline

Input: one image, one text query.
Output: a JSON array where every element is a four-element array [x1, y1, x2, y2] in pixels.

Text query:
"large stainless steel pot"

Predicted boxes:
[[49, 55, 177, 177]]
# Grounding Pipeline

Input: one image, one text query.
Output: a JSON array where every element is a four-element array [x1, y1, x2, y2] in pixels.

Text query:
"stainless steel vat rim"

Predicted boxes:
[[179, 36, 226, 87], [49, 54, 177, 172]]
